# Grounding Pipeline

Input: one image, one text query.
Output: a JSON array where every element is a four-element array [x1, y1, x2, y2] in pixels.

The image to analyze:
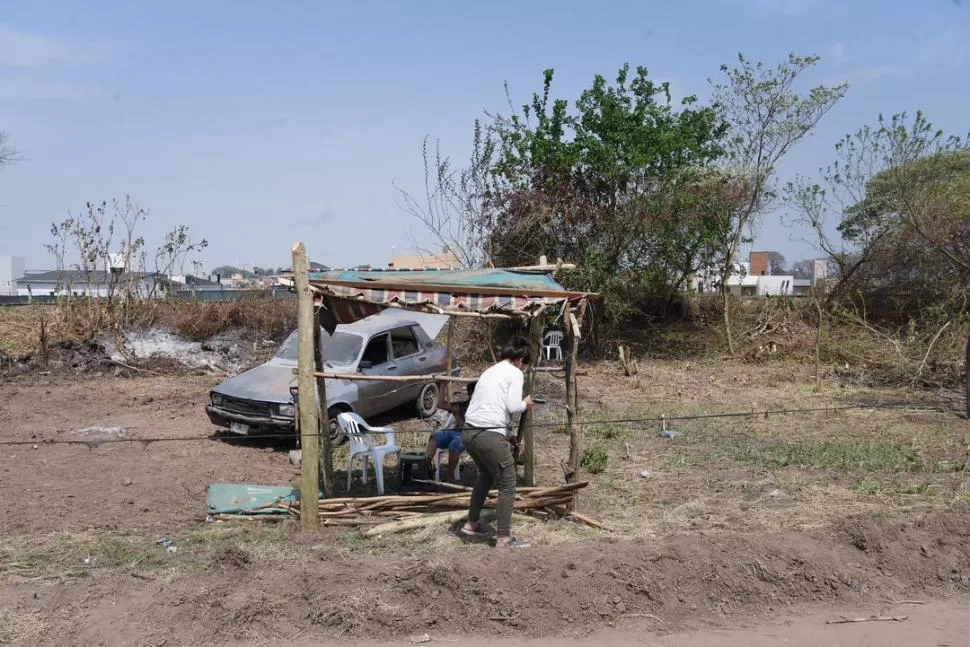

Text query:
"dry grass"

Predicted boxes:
[[0, 297, 297, 361], [0, 610, 48, 646]]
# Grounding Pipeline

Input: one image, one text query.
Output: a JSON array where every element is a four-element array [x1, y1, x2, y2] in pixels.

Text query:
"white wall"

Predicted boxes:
[[755, 275, 795, 296], [0, 256, 26, 296]]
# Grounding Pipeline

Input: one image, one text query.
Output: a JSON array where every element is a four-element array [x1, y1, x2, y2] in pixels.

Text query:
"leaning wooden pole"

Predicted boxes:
[[565, 299, 587, 485], [313, 318, 334, 498], [444, 317, 455, 406], [292, 242, 320, 529], [522, 317, 541, 486]]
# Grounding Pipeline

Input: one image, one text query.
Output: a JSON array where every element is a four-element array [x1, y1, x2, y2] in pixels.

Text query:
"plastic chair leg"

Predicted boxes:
[[361, 455, 369, 486], [346, 456, 353, 492], [373, 455, 385, 495], [434, 449, 446, 481]]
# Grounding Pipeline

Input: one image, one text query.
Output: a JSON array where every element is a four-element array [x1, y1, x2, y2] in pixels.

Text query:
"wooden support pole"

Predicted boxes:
[[522, 317, 541, 486], [444, 317, 455, 406], [307, 370, 478, 383], [313, 318, 334, 499], [292, 242, 319, 529], [565, 299, 586, 485]]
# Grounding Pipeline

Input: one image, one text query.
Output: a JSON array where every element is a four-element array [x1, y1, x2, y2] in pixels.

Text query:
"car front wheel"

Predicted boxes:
[[327, 407, 348, 445]]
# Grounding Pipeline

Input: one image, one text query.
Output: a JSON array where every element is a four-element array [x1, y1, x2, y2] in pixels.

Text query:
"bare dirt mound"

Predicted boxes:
[[6, 505, 969, 645]]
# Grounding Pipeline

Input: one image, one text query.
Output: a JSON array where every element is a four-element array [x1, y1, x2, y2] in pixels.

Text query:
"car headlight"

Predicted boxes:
[[211, 393, 224, 407], [277, 403, 296, 417]]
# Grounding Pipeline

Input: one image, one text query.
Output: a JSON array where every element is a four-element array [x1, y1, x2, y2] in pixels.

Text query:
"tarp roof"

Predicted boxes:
[[306, 268, 591, 323]]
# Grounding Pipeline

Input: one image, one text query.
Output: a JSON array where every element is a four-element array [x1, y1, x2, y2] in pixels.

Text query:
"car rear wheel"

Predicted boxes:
[[416, 383, 438, 418]]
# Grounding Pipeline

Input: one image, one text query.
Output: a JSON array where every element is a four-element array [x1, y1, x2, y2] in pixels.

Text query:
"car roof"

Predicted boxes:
[[337, 312, 421, 336]]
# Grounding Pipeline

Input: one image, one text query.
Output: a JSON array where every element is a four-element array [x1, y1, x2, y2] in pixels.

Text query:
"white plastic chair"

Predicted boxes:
[[542, 330, 564, 362], [337, 412, 401, 495], [433, 448, 461, 482]]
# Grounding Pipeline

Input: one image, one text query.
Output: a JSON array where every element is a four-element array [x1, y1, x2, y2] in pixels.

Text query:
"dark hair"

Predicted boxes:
[[466, 380, 477, 396], [500, 336, 532, 366]]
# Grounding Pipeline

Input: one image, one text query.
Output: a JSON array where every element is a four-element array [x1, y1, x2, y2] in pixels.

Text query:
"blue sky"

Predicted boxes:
[[1, 0, 968, 272]]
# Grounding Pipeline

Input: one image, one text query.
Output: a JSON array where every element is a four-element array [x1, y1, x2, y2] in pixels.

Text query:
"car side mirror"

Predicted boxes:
[[358, 360, 373, 371]]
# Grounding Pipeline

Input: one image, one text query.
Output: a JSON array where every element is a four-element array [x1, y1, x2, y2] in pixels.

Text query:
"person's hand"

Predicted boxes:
[[523, 396, 534, 409]]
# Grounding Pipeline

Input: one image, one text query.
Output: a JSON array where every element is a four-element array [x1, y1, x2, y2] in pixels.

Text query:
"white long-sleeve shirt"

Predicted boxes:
[[463, 360, 527, 437]]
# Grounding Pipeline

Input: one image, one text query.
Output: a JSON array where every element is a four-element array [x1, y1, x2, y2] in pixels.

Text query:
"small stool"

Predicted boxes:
[[396, 451, 430, 492]]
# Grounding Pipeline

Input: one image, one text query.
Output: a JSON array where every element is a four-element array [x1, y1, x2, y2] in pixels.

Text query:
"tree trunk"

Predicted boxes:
[[722, 287, 736, 356]]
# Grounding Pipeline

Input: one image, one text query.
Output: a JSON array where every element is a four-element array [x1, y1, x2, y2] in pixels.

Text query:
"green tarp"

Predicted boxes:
[[207, 483, 300, 515], [308, 268, 566, 292]]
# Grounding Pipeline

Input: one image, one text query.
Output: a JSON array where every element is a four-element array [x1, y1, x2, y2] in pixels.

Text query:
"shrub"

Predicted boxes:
[[580, 445, 609, 474]]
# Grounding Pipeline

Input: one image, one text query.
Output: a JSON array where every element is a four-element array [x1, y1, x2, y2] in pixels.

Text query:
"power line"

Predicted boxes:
[[0, 402, 955, 448]]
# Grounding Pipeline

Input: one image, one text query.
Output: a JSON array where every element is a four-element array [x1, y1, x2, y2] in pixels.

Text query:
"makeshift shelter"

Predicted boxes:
[[288, 243, 594, 529]]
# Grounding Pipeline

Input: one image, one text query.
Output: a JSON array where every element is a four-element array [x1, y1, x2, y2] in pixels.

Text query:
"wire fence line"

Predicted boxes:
[[0, 402, 958, 448]]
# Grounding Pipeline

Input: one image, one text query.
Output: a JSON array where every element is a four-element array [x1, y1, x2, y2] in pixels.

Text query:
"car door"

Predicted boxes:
[[356, 332, 394, 416], [389, 325, 426, 406]]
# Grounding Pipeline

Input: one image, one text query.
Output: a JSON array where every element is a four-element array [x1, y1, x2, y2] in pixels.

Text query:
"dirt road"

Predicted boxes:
[[321, 599, 969, 646]]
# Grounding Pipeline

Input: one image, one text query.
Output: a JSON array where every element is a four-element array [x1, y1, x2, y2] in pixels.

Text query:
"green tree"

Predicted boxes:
[[711, 54, 847, 354], [484, 64, 730, 346], [787, 111, 970, 310]]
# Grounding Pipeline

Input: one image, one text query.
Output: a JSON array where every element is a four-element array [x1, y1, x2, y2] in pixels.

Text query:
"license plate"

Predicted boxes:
[[229, 422, 250, 435]]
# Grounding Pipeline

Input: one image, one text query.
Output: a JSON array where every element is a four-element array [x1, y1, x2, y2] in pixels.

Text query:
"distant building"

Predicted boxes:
[[0, 256, 26, 296], [15, 269, 164, 298], [693, 251, 827, 297], [388, 250, 461, 270]]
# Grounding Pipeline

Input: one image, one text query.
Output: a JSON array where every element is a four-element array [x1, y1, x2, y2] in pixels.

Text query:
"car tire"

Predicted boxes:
[[327, 407, 349, 445], [416, 382, 438, 418]]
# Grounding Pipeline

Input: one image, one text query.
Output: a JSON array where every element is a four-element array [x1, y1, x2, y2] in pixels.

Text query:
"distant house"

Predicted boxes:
[[169, 274, 226, 294], [388, 250, 461, 270], [15, 270, 164, 298], [692, 251, 829, 297]]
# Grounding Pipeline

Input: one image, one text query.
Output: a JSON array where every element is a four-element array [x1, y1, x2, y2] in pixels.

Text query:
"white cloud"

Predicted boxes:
[[0, 24, 99, 67], [835, 28, 970, 85], [916, 28, 970, 67], [742, 0, 823, 16], [0, 78, 97, 99], [830, 42, 846, 66]]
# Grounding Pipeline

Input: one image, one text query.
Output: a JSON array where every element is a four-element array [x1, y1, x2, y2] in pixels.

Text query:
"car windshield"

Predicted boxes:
[[276, 331, 362, 367]]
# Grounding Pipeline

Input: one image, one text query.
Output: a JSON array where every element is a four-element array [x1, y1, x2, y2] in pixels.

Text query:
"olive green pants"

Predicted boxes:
[[461, 427, 517, 537]]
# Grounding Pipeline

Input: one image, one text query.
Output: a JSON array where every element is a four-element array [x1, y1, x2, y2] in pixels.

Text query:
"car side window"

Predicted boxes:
[[390, 326, 420, 359], [361, 333, 389, 366]]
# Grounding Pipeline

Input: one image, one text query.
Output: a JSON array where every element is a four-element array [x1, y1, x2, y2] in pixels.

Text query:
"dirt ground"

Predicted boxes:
[[1, 357, 969, 646]]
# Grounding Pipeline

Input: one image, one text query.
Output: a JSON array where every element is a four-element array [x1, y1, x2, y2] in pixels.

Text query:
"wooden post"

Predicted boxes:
[[565, 299, 586, 485], [313, 320, 334, 499], [292, 242, 319, 529], [444, 318, 455, 406], [522, 317, 541, 486]]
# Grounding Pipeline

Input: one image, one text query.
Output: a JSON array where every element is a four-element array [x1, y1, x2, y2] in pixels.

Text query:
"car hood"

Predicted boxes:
[[211, 358, 356, 405]]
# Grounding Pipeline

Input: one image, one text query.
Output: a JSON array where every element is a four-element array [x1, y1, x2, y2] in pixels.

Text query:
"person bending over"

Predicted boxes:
[[459, 337, 533, 548]]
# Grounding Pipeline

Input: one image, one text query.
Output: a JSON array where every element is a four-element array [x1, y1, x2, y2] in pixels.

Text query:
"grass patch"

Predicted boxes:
[[581, 445, 609, 474], [856, 479, 882, 496], [732, 438, 924, 473], [0, 533, 169, 580], [0, 523, 299, 581]]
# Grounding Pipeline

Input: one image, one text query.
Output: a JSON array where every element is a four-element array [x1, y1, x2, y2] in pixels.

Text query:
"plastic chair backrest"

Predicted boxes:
[[543, 330, 563, 347], [338, 412, 374, 452]]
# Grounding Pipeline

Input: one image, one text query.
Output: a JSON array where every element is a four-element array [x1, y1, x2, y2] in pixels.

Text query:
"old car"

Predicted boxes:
[[205, 310, 453, 442]]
